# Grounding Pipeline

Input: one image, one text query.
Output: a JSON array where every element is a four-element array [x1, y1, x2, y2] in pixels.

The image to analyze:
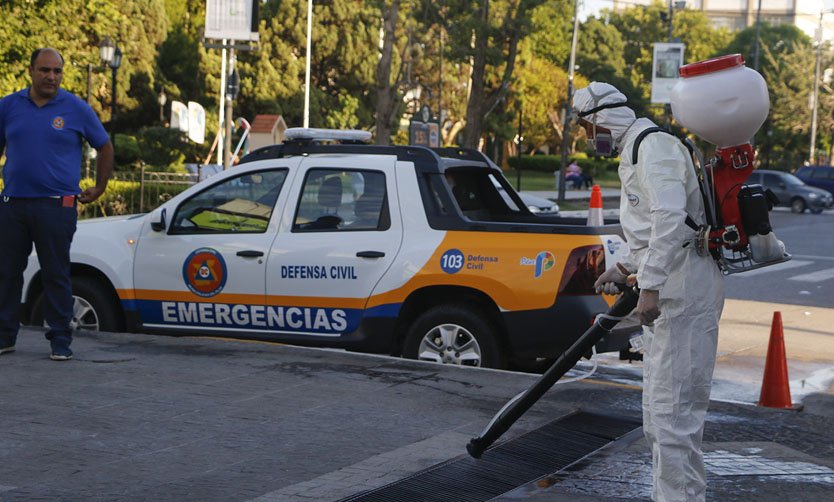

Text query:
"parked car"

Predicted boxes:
[[746, 169, 833, 214], [518, 191, 560, 215], [795, 165, 834, 198], [490, 178, 559, 215]]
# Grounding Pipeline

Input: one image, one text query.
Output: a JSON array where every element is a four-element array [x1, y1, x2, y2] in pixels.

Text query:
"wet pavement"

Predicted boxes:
[[2, 326, 834, 501]]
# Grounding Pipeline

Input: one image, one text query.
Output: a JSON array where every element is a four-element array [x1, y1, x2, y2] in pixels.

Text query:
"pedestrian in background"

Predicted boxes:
[[565, 161, 593, 189], [0, 47, 113, 361], [575, 82, 724, 502]]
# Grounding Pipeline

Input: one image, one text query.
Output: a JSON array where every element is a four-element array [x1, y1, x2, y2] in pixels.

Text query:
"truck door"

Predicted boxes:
[[264, 155, 403, 336], [132, 163, 296, 332]]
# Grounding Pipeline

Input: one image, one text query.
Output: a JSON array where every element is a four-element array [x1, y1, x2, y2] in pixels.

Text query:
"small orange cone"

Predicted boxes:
[[586, 185, 604, 226], [757, 311, 796, 409]]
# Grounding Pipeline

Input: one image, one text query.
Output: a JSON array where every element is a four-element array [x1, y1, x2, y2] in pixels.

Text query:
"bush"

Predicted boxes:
[[136, 126, 191, 171], [114, 134, 142, 168], [0, 174, 190, 220]]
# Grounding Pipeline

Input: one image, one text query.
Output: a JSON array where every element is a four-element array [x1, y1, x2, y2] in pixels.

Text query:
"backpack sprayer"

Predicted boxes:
[[466, 55, 789, 460], [671, 54, 790, 274]]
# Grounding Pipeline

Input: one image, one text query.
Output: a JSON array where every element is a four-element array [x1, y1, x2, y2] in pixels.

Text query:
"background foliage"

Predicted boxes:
[[0, 0, 827, 172]]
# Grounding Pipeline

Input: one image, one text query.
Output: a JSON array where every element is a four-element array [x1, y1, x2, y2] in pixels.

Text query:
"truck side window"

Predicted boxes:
[[444, 168, 516, 221], [294, 169, 389, 232], [170, 169, 287, 234]]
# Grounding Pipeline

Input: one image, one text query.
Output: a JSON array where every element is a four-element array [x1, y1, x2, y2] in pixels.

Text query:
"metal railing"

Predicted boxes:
[[79, 166, 203, 220]]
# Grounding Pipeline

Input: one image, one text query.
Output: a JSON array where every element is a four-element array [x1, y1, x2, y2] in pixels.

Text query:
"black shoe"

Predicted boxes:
[[49, 339, 73, 361]]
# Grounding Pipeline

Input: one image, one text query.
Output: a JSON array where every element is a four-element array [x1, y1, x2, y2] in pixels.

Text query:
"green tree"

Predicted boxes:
[[444, 0, 547, 148], [511, 47, 588, 153], [580, 2, 731, 121], [720, 24, 819, 167]]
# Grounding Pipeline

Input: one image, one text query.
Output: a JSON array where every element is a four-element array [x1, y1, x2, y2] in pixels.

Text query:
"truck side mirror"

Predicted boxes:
[[151, 208, 167, 232]]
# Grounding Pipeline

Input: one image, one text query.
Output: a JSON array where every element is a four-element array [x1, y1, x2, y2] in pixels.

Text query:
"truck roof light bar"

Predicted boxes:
[[284, 127, 373, 144]]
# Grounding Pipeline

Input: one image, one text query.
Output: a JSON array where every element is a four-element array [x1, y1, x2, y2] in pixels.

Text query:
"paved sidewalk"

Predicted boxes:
[[525, 187, 621, 202], [2, 327, 834, 501]]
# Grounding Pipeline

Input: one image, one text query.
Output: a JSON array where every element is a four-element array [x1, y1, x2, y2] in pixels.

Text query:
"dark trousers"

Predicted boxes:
[[0, 197, 77, 345]]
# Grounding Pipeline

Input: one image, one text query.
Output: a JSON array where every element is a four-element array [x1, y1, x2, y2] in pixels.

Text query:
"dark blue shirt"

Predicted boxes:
[[0, 88, 109, 197]]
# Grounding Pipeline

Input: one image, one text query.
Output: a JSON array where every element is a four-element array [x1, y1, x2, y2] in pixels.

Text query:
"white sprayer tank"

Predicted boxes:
[[670, 54, 769, 148]]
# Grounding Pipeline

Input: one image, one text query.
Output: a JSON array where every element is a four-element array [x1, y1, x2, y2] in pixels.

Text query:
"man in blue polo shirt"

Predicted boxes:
[[0, 47, 113, 361]]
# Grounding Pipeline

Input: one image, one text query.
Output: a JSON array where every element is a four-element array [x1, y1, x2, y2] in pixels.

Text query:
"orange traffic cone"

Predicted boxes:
[[757, 312, 798, 409], [586, 185, 604, 226]]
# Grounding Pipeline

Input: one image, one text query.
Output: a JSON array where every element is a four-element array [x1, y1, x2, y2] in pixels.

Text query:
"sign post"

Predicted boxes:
[[651, 42, 685, 104], [409, 105, 440, 148], [203, 0, 260, 166]]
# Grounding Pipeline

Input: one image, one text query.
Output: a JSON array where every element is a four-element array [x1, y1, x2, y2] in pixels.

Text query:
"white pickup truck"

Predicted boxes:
[[21, 131, 632, 369]]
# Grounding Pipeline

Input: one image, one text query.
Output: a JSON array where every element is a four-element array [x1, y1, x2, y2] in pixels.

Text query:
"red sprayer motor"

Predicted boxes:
[[671, 54, 789, 274]]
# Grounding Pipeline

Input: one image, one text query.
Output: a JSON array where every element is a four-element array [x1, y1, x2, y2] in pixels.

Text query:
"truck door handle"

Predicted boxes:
[[236, 250, 264, 258], [356, 251, 385, 258]]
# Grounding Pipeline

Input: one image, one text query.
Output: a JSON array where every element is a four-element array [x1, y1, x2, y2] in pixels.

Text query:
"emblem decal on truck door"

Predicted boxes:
[[182, 248, 228, 297]]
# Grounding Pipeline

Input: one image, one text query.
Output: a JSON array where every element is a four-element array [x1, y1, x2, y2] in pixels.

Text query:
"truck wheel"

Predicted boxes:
[[30, 276, 122, 332], [403, 305, 506, 369], [791, 198, 806, 213]]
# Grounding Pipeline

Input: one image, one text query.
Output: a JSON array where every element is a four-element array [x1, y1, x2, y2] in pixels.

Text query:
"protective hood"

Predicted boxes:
[[573, 82, 637, 149]]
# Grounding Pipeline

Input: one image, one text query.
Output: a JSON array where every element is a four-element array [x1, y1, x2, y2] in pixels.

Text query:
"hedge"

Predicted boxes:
[[77, 177, 192, 219], [507, 154, 619, 176], [0, 176, 193, 220]]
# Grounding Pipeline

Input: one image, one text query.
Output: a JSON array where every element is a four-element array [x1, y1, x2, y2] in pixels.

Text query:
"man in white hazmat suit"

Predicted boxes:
[[573, 82, 724, 502]]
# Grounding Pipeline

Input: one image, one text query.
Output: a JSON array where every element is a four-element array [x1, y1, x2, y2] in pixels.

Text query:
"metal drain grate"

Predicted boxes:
[[339, 410, 641, 502]]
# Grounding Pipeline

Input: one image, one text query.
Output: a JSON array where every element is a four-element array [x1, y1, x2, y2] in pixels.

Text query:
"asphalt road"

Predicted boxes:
[[725, 208, 834, 308]]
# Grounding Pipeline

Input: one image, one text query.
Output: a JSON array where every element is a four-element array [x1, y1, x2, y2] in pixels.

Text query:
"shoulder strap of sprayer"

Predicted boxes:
[[631, 127, 700, 233]]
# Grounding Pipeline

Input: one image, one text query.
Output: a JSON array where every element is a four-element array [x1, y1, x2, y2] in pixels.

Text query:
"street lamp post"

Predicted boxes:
[[158, 88, 167, 125], [810, 10, 834, 164], [99, 37, 122, 152]]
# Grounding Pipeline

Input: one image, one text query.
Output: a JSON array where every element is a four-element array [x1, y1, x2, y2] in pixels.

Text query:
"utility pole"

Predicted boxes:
[[665, 0, 674, 128], [304, 0, 313, 128], [516, 108, 522, 191], [753, 0, 763, 72], [810, 10, 833, 164], [558, 0, 580, 203]]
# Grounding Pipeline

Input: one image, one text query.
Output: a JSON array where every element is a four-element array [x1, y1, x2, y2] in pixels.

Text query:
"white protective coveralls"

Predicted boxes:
[[574, 82, 725, 502]]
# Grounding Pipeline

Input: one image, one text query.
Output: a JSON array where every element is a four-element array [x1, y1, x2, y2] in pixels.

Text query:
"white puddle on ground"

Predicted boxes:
[[573, 352, 834, 407]]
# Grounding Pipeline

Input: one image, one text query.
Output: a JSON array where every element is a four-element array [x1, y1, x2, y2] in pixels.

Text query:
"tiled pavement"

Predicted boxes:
[[1, 327, 833, 501]]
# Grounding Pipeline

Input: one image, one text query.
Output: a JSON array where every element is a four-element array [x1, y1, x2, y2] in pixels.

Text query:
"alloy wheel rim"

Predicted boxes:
[[71, 296, 99, 331], [417, 323, 482, 366]]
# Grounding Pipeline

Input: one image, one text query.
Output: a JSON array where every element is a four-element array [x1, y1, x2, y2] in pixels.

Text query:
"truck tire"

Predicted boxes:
[[30, 276, 122, 332], [403, 304, 506, 369]]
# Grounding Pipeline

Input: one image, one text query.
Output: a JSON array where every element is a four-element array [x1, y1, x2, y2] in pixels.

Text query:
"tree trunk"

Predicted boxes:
[[374, 1, 401, 145], [461, 0, 523, 150], [461, 0, 489, 149]]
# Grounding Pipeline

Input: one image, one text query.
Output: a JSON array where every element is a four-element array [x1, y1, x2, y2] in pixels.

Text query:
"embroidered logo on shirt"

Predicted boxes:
[[52, 116, 65, 130], [627, 194, 639, 207]]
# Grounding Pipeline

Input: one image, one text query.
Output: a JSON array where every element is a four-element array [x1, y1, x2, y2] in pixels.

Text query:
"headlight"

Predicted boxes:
[[809, 192, 819, 199], [528, 205, 541, 213]]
